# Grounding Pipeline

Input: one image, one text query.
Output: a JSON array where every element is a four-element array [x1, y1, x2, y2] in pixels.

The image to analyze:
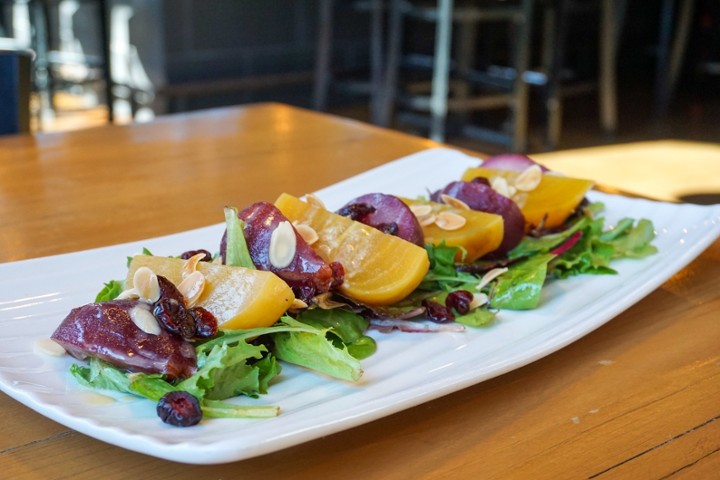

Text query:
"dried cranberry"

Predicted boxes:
[[423, 299, 455, 323], [188, 306, 218, 338], [376, 222, 399, 236], [336, 203, 376, 222], [153, 298, 196, 339], [471, 176, 491, 187], [180, 249, 213, 262], [329, 261, 345, 290], [446, 290, 473, 315], [156, 391, 202, 427], [156, 275, 185, 305]]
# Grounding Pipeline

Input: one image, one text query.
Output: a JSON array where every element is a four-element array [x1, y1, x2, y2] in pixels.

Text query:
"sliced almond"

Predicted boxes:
[[177, 270, 206, 307], [468, 292, 489, 310], [116, 288, 140, 300], [268, 220, 297, 268], [303, 193, 326, 210], [440, 194, 470, 210], [417, 213, 437, 227], [410, 204, 433, 217], [289, 298, 309, 311], [491, 176, 511, 198], [182, 252, 207, 278], [313, 292, 348, 309], [34, 338, 67, 357], [133, 266, 160, 303], [293, 222, 319, 245], [514, 164, 543, 192], [477, 267, 508, 290], [435, 211, 466, 231], [512, 192, 529, 208], [129, 304, 161, 335]]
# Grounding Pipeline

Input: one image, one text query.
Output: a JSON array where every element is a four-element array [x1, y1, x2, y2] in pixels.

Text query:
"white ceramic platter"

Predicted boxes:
[[1, 148, 719, 464]]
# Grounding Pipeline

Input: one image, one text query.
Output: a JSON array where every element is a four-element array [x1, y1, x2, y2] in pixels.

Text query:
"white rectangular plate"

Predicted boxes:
[[1, 148, 719, 464]]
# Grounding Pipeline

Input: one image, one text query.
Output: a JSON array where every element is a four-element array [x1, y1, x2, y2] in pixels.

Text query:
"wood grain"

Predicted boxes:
[[0, 103, 718, 479]]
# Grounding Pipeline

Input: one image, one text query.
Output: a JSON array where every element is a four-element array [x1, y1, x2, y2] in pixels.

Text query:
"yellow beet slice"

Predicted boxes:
[[461, 167, 594, 229], [274, 193, 430, 306], [402, 198, 504, 262], [126, 255, 294, 330]]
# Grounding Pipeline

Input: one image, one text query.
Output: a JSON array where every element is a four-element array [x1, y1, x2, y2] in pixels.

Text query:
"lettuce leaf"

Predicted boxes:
[[491, 253, 554, 310], [224, 206, 255, 269], [295, 308, 377, 360]]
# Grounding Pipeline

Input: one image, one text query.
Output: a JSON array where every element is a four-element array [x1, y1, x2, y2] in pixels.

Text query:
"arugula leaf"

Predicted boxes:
[[455, 308, 496, 327], [420, 242, 479, 292], [224, 206, 255, 269], [94, 280, 124, 302]]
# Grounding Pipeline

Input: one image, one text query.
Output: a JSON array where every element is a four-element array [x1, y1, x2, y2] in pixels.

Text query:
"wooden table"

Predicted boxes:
[[1, 103, 718, 479]]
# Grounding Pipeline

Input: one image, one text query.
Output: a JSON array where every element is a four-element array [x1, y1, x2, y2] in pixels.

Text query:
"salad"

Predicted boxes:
[[44, 153, 657, 427]]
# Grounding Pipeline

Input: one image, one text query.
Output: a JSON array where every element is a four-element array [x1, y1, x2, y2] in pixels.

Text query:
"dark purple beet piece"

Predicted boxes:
[[481, 153, 549, 172], [220, 202, 343, 301], [51, 299, 197, 381], [337, 193, 424, 247], [431, 181, 525, 257]]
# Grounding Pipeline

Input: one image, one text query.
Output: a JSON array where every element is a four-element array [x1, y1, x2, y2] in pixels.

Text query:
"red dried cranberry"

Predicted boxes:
[[157, 391, 202, 427], [180, 249, 213, 262], [156, 275, 185, 305], [423, 299, 455, 323], [446, 290, 473, 315], [189, 306, 218, 338], [329, 261, 345, 290], [153, 298, 196, 339], [376, 222, 399, 236], [471, 176, 491, 187], [336, 203, 376, 222]]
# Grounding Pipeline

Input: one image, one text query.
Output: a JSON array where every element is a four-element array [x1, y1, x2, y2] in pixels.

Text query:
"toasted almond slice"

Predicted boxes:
[[410, 204, 433, 217], [303, 193, 326, 210], [440, 194, 470, 210], [313, 292, 348, 309], [435, 211, 466, 231], [512, 192, 529, 208], [116, 288, 140, 300], [477, 267, 508, 290], [469, 292, 489, 310], [491, 176, 511, 198], [182, 252, 207, 278], [293, 222, 319, 245], [269, 220, 297, 268], [417, 213, 437, 227], [34, 338, 67, 357], [290, 298, 309, 310], [514, 164, 543, 192], [133, 266, 160, 303], [129, 304, 161, 335], [178, 270, 206, 307]]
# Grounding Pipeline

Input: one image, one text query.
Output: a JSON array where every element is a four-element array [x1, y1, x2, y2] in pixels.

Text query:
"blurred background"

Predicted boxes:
[[1, 0, 719, 153]]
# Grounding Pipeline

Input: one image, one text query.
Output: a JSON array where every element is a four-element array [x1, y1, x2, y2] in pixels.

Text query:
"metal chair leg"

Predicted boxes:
[[428, 0, 453, 142], [509, 0, 533, 152], [313, 0, 334, 112]]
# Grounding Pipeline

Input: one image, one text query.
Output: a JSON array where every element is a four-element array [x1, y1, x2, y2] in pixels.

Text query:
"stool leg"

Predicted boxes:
[[509, 0, 533, 152], [313, 0, 334, 112], [599, 0, 619, 135], [376, 0, 404, 127], [665, 0, 694, 114], [369, 0, 385, 125], [429, 0, 453, 142], [99, 0, 114, 123]]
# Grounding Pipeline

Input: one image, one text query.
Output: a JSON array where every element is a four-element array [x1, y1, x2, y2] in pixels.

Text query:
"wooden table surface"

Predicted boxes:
[[0, 103, 718, 479]]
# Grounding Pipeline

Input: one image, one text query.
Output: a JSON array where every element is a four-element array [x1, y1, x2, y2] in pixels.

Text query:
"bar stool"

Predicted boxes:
[[0, 47, 32, 134], [540, 0, 624, 149], [378, 0, 535, 151]]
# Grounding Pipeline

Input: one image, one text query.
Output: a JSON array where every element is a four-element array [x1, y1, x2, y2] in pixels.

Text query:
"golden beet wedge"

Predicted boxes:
[[402, 198, 504, 262], [461, 167, 594, 229], [126, 256, 294, 330], [274, 193, 430, 306]]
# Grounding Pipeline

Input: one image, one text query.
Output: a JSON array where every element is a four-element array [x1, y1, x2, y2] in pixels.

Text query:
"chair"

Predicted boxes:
[[0, 48, 32, 134], [540, 0, 624, 149], [377, 0, 535, 151]]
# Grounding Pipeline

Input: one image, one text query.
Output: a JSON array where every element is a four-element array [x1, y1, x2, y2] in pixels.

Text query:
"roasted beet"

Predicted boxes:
[[51, 300, 197, 381], [337, 193, 424, 246], [220, 202, 343, 301], [481, 153, 549, 172], [431, 181, 525, 257]]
